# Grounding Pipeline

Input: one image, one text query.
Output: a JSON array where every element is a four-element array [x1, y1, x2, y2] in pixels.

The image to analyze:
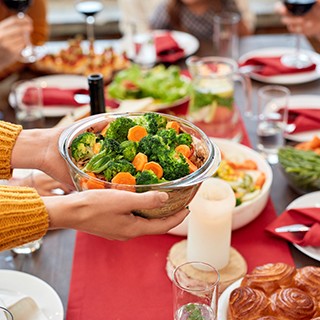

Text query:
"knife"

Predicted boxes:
[[275, 224, 310, 233]]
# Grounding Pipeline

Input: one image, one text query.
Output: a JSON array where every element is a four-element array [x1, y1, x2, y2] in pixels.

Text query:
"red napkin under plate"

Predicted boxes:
[[23, 87, 89, 107], [288, 108, 320, 133], [265, 207, 320, 246], [154, 32, 185, 63], [240, 56, 317, 76]]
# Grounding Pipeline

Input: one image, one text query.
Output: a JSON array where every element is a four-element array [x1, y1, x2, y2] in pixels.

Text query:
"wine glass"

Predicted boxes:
[[281, 0, 317, 68], [75, 0, 104, 48], [3, 0, 43, 63]]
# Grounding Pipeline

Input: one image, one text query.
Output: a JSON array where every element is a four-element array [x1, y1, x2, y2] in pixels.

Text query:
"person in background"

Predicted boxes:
[[275, 0, 320, 40], [0, 0, 48, 78], [0, 121, 189, 252], [149, 0, 252, 40]]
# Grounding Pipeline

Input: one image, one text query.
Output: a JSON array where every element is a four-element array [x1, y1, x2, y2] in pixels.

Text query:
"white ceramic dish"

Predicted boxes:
[[168, 138, 272, 235], [238, 47, 320, 85], [287, 191, 320, 261], [217, 278, 242, 320], [0, 270, 64, 319], [284, 95, 320, 142], [126, 30, 200, 63], [9, 75, 88, 117]]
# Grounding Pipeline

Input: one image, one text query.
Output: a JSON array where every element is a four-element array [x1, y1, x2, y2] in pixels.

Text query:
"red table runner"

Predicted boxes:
[[66, 111, 294, 320]]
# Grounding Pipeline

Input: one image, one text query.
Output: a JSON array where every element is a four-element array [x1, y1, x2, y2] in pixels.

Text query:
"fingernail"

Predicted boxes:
[[158, 192, 169, 203]]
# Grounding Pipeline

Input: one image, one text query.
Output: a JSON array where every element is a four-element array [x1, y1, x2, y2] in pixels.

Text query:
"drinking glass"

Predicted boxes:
[[281, 0, 317, 68], [11, 79, 44, 129], [3, 0, 43, 63], [0, 307, 13, 320], [75, 0, 104, 46], [172, 261, 219, 320], [256, 85, 290, 164]]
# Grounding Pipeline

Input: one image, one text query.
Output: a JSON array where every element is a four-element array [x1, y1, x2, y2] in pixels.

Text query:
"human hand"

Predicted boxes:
[[0, 15, 33, 68], [44, 190, 190, 240], [275, 1, 320, 37]]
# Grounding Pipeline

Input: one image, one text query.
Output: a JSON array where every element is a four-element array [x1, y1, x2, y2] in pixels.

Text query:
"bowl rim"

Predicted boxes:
[[59, 111, 221, 188]]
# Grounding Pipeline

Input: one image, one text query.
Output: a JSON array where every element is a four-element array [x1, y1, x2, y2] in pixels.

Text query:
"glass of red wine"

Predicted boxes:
[[75, 0, 104, 49], [3, 0, 44, 63], [281, 0, 317, 68]]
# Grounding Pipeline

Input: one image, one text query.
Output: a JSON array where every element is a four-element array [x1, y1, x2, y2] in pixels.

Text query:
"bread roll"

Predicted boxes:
[[228, 286, 270, 320], [294, 266, 320, 302], [270, 288, 316, 320], [241, 263, 295, 295]]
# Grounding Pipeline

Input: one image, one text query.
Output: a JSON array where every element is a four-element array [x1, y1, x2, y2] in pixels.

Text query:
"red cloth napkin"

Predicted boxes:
[[23, 87, 89, 107], [265, 207, 320, 247], [240, 56, 317, 76], [154, 32, 185, 63], [288, 108, 320, 133]]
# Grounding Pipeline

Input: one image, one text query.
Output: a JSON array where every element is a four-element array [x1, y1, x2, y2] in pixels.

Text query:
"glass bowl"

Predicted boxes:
[[59, 112, 221, 218]]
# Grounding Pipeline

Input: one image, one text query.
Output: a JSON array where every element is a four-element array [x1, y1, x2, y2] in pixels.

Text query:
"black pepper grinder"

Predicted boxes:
[[88, 74, 106, 115]]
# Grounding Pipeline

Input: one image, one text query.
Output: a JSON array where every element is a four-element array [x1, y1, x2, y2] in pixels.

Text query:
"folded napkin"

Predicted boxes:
[[154, 32, 185, 63], [240, 56, 317, 76], [287, 108, 320, 133], [23, 87, 89, 107], [265, 207, 320, 246]]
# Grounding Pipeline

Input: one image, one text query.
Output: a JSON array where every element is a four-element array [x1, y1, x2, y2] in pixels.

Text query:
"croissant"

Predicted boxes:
[[294, 266, 320, 302], [241, 263, 296, 295], [228, 286, 270, 320], [270, 288, 317, 320]]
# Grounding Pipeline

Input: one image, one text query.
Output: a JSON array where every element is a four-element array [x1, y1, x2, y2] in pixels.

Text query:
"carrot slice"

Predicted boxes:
[[143, 161, 163, 179], [111, 172, 136, 185], [166, 121, 180, 133], [255, 172, 266, 189], [132, 152, 148, 171], [175, 144, 192, 158], [100, 124, 110, 137], [84, 172, 105, 189], [93, 142, 102, 154], [184, 156, 198, 173], [127, 125, 148, 142]]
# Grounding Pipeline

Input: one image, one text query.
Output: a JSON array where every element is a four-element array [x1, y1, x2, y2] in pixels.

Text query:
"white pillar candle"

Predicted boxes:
[[187, 177, 236, 270]]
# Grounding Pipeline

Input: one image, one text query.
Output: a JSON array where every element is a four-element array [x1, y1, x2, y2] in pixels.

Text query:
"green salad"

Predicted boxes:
[[107, 64, 190, 104]]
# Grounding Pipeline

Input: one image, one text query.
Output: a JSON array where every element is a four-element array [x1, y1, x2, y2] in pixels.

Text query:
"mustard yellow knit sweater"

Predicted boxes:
[[0, 121, 48, 251]]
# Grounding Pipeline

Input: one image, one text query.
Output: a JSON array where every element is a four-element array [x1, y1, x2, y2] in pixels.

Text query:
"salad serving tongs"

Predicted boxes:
[[275, 224, 310, 233]]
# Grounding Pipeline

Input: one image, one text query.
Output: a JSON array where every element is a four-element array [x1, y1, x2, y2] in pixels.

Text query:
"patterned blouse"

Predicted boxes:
[[150, 0, 241, 40]]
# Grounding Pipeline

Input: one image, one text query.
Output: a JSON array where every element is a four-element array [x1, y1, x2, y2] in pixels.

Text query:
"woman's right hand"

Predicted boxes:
[[43, 189, 190, 240], [0, 15, 33, 68]]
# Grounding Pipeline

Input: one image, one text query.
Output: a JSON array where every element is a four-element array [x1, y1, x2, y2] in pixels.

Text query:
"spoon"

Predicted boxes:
[[275, 224, 310, 233]]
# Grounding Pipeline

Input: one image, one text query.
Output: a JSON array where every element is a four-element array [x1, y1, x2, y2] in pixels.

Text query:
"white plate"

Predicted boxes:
[[0, 269, 64, 319], [217, 278, 242, 320], [284, 95, 320, 142], [126, 30, 200, 63], [168, 138, 272, 236], [286, 191, 320, 261], [238, 47, 320, 84], [9, 75, 89, 117]]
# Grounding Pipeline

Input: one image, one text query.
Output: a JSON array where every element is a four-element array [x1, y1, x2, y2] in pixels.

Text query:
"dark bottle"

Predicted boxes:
[[88, 74, 105, 115], [283, 0, 316, 16]]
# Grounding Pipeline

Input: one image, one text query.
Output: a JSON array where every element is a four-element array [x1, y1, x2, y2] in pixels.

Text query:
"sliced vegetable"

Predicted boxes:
[[127, 125, 148, 142], [166, 121, 180, 134], [132, 152, 148, 171], [111, 172, 136, 185], [143, 161, 163, 179], [175, 144, 192, 158]]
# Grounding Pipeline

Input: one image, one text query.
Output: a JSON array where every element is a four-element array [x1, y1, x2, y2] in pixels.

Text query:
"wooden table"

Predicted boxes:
[[1, 34, 320, 315]]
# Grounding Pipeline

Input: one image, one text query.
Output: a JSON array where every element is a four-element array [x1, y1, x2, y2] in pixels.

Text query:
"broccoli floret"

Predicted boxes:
[[157, 128, 177, 147], [176, 133, 192, 147], [120, 140, 138, 162], [136, 170, 160, 185], [84, 138, 121, 173], [104, 159, 136, 181], [71, 132, 96, 162], [135, 113, 167, 134], [106, 117, 136, 142], [158, 149, 190, 181], [138, 134, 168, 161]]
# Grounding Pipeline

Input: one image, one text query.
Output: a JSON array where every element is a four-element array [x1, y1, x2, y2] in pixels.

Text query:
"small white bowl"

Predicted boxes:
[[168, 138, 273, 235]]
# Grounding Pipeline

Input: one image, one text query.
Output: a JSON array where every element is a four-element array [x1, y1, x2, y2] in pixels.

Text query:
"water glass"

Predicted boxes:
[[0, 307, 13, 320], [172, 261, 219, 320], [213, 12, 240, 60], [11, 80, 44, 129], [256, 85, 290, 164]]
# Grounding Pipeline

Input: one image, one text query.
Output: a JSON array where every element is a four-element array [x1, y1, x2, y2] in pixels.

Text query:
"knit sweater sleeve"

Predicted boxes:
[[0, 121, 49, 251]]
